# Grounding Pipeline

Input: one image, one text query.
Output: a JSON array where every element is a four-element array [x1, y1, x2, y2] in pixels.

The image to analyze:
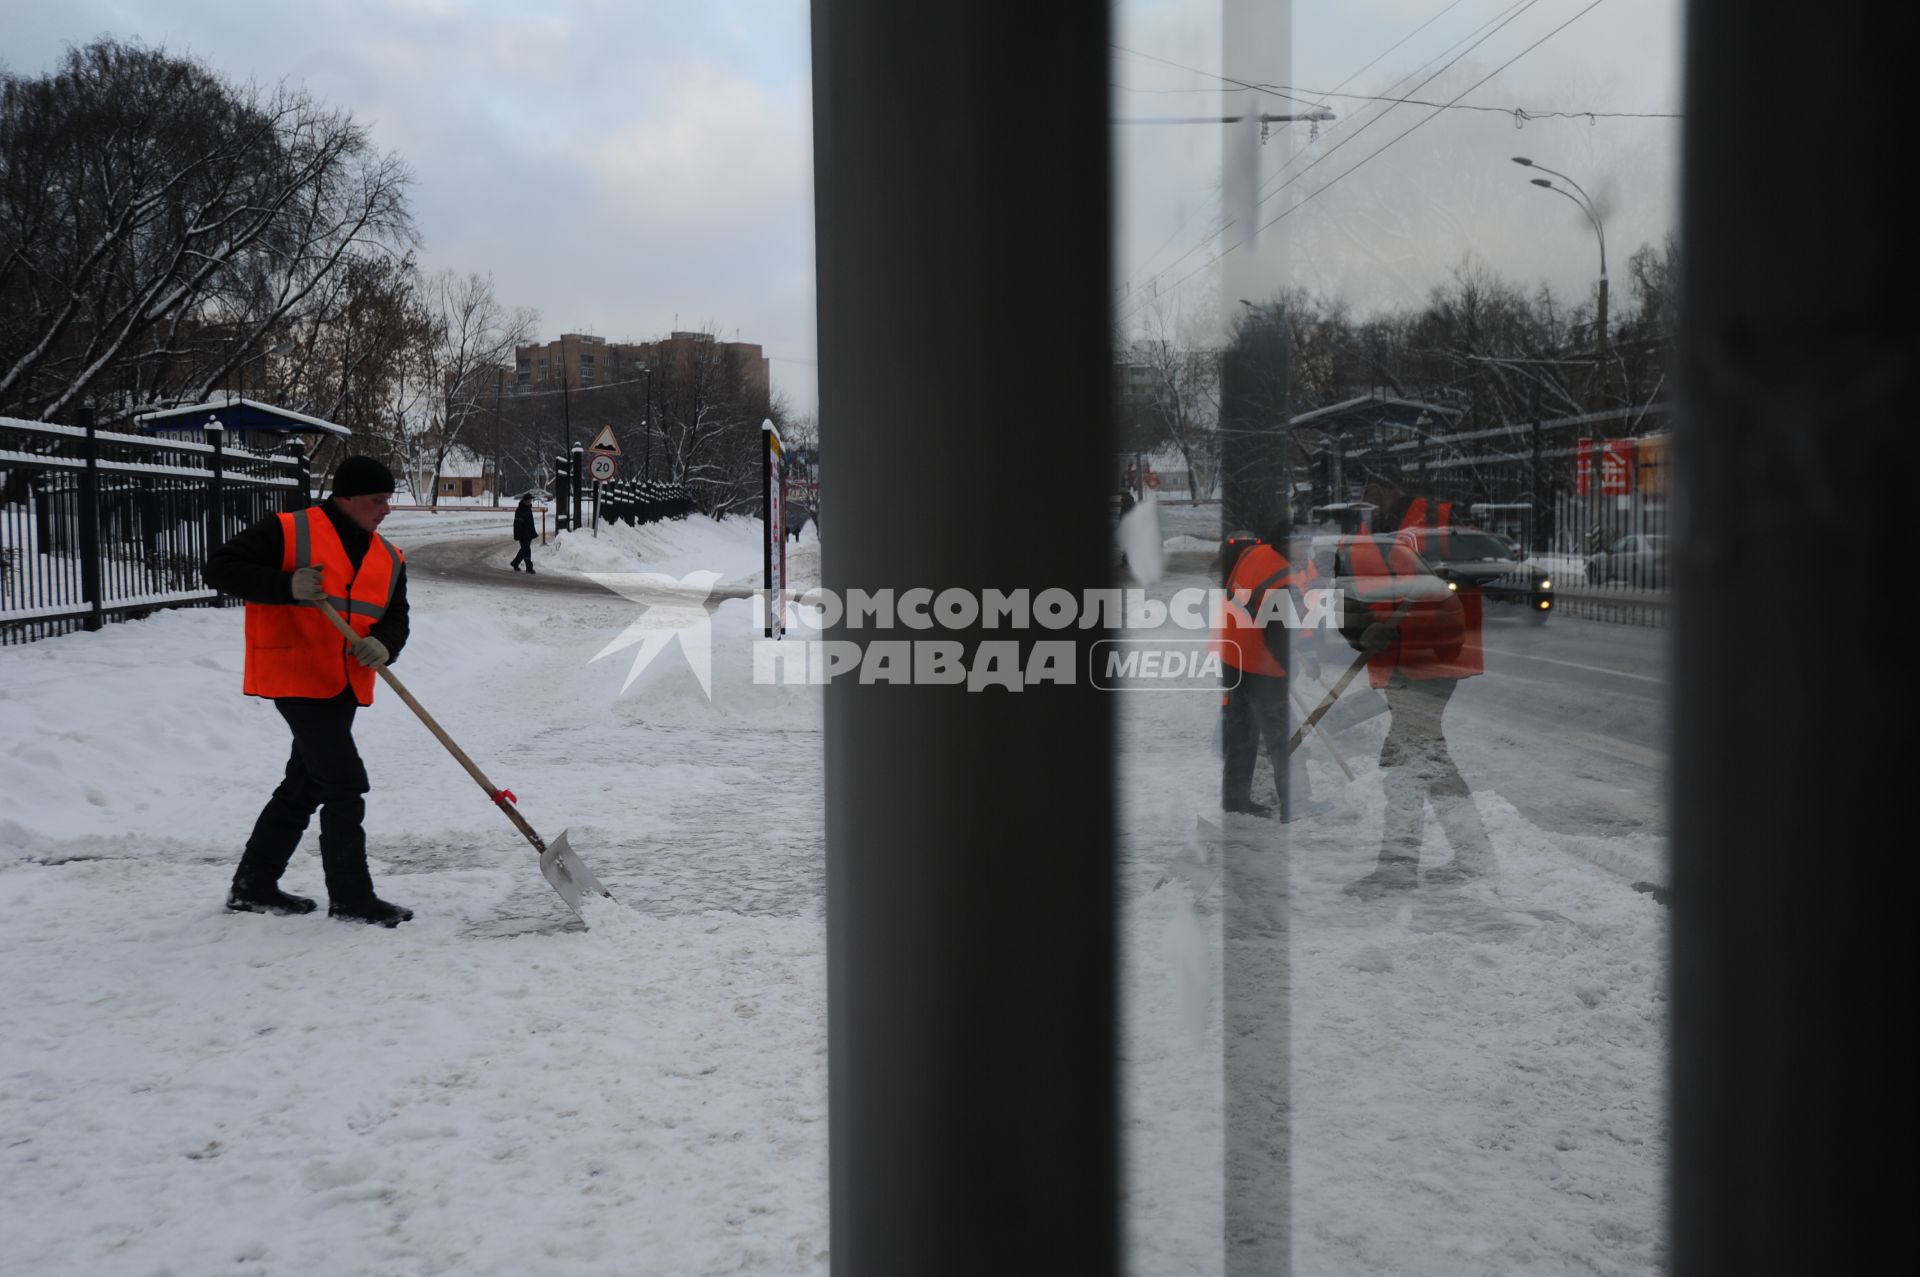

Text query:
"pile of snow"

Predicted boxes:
[[599, 596, 825, 732], [542, 515, 767, 586]]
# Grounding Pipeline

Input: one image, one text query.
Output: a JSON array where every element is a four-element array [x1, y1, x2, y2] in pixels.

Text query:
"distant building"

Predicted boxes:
[[430, 445, 492, 502], [514, 331, 770, 404]]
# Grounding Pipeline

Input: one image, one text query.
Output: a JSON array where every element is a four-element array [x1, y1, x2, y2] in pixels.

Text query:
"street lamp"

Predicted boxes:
[[1512, 156, 1608, 359], [641, 364, 653, 482]]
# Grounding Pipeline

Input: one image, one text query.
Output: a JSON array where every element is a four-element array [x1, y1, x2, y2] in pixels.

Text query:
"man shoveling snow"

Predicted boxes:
[[203, 456, 415, 928]]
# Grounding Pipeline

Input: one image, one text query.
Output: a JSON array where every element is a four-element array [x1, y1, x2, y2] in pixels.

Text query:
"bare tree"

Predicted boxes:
[[651, 324, 768, 513], [1122, 298, 1222, 499], [0, 38, 414, 421], [414, 270, 536, 506]]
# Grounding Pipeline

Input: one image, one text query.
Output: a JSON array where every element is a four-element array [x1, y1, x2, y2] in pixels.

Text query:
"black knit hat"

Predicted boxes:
[[331, 456, 395, 499]]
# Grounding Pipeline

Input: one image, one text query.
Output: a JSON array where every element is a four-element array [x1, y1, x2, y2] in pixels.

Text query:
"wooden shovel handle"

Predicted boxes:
[[312, 597, 546, 855], [1286, 596, 1416, 756]]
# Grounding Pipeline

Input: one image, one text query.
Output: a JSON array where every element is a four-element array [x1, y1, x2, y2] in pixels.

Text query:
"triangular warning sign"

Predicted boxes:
[[588, 424, 622, 455]]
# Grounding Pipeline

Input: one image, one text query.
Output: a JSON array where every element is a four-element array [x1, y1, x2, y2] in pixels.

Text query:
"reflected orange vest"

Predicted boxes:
[[1363, 496, 1455, 534], [1342, 528, 1482, 688], [243, 507, 402, 705], [1213, 542, 1313, 678]]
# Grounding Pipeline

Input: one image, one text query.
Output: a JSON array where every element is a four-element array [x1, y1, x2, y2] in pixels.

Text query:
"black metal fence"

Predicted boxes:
[[1332, 404, 1673, 626], [1, 412, 308, 645]]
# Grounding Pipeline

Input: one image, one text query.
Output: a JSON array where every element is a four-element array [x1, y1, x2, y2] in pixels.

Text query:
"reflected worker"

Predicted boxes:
[[1342, 462, 1494, 899], [1214, 505, 1328, 823]]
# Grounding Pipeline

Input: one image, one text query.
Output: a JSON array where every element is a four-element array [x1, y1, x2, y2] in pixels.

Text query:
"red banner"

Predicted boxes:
[[1576, 438, 1594, 495]]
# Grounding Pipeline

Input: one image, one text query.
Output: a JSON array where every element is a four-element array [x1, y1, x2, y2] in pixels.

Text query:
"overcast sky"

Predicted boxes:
[[1115, 0, 1686, 345], [3, 1, 1684, 416]]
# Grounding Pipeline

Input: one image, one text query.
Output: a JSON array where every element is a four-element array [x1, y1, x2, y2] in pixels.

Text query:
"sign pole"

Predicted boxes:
[[763, 420, 785, 639]]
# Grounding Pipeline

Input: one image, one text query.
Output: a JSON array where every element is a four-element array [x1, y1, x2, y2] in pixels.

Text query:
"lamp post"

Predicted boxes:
[[641, 364, 653, 482], [1512, 156, 1608, 360]]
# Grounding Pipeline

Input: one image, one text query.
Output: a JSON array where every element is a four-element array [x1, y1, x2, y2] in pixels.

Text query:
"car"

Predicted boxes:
[[1395, 526, 1554, 622], [1325, 533, 1470, 659], [1586, 533, 1668, 588]]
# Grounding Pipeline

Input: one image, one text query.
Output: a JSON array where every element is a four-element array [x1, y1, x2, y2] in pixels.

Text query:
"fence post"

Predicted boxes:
[[288, 443, 311, 511], [205, 418, 226, 563], [553, 454, 569, 532], [570, 444, 584, 531], [77, 407, 104, 632], [1530, 417, 1544, 555]]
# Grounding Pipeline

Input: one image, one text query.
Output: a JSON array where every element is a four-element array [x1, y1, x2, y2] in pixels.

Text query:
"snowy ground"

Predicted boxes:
[[1, 508, 1666, 1275]]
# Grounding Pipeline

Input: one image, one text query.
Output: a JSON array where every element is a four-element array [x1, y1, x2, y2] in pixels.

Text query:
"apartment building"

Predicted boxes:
[[515, 331, 770, 404]]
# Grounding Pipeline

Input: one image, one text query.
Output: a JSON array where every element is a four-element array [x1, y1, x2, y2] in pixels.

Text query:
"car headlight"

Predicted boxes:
[[1447, 580, 1458, 591]]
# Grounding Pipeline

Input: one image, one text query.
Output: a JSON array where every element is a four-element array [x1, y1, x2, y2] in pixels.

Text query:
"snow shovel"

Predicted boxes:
[[1289, 684, 1354, 781], [1287, 597, 1416, 757], [313, 598, 614, 920]]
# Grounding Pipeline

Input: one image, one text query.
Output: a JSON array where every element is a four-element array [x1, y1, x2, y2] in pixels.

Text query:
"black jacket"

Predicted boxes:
[[204, 501, 410, 666], [513, 501, 536, 541]]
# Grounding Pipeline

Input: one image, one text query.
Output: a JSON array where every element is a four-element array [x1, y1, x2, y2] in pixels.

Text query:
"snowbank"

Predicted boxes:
[[541, 515, 766, 586]]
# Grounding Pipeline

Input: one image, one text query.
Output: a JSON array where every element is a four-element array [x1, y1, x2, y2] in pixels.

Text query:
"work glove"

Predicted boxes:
[[1358, 622, 1398, 657], [349, 635, 389, 669], [290, 565, 325, 602]]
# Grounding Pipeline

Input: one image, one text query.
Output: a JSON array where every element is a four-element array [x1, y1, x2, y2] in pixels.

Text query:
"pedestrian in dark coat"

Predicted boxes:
[[510, 493, 537, 573], [203, 456, 415, 927]]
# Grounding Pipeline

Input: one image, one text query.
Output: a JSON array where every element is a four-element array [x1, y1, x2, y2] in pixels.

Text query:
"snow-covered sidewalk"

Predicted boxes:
[[1, 511, 1666, 1275]]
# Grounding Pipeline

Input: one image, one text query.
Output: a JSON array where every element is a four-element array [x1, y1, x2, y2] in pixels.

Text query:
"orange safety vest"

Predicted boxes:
[[1341, 529, 1482, 687], [1214, 541, 1314, 678], [1362, 495, 1453, 534], [243, 506, 403, 705]]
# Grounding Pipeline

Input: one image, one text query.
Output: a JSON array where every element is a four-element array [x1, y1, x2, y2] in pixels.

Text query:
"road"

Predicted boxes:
[[403, 529, 756, 602], [1143, 546, 1669, 845]]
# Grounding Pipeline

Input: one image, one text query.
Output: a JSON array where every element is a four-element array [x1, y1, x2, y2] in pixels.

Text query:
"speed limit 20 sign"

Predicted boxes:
[[588, 453, 617, 482]]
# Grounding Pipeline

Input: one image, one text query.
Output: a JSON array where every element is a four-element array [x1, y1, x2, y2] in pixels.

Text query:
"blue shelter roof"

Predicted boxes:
[[133, 397, 351, 438]]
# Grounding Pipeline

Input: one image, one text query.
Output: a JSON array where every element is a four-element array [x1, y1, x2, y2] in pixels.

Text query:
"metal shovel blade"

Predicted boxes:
[[539, 829, 611, 916]]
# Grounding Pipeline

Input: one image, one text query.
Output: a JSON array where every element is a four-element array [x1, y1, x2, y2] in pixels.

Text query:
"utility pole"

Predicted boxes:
[[492, 369, 503, 507]]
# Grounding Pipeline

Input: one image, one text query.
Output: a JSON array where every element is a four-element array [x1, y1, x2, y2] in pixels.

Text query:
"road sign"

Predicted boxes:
[[588, 453, 617, 482], [588, 424, 622, 455]]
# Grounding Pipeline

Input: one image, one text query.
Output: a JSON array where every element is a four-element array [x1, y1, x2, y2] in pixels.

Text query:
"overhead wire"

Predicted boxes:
[[1116, 0, 1619, 330]]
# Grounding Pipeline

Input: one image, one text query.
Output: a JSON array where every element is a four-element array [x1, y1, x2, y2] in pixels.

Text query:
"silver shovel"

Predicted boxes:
[[315, 599, 615, 922]]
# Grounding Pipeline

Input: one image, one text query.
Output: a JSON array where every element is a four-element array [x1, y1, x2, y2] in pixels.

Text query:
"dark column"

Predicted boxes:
[[77, 407, 103, 631], [812, 2, 1117, 1273], [1671, 5, 1906, 1273]]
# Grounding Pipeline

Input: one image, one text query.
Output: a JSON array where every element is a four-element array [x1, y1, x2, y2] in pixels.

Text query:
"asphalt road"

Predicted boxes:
[[1150, 546, 1669, 842], [403, 532, 755, 602]]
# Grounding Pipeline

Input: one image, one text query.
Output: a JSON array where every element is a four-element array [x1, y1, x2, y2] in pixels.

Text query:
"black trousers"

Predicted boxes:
[[1222, 669, 1312, 815], [235, 690, 376, 903], [509, 536, 535, 570]]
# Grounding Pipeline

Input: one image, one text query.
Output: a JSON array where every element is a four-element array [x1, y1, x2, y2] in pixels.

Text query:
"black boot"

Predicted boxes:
[[227, 878, 317, 916], [328, 896, 415, 927]]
